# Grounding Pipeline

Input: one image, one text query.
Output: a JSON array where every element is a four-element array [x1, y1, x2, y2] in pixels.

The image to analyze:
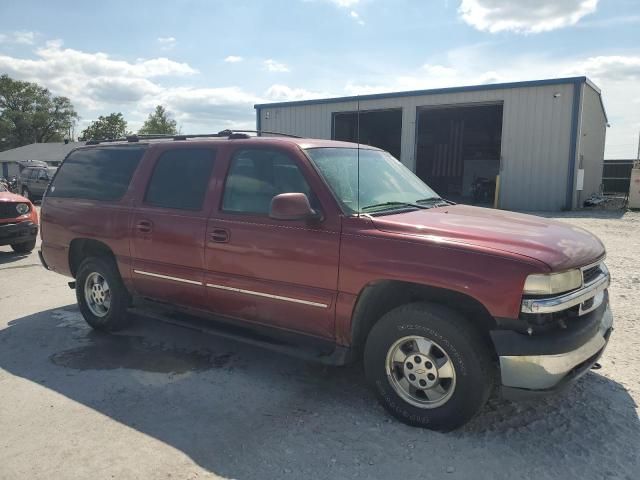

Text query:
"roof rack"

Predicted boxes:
[[83, 129, 301, 145]]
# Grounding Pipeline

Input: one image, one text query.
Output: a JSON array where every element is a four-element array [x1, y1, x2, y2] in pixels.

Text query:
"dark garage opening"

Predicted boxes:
[[416, 103, 503, 206], [333, 109, 402, 160]]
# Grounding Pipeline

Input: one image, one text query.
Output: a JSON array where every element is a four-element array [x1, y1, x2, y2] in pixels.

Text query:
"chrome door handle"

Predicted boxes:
[[209, 228, 229, 243], [136, 220, 153, 233]]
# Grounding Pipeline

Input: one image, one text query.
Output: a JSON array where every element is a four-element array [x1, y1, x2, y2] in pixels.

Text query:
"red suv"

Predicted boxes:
[[39, 132, 613, 431]]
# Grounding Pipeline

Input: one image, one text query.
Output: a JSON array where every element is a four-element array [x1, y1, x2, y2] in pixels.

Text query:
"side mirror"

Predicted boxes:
[[269, 193, 321, 222]]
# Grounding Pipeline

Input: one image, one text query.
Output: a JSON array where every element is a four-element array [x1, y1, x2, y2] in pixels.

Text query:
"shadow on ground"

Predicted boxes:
[[1, 306, 638, 479], [0, 249, 30, 265]]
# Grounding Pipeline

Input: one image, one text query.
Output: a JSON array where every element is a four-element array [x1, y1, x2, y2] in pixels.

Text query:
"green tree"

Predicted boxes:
[[0, 74, 78, 151], [81, 113, 129, 140], [138, 105, 178, 135]]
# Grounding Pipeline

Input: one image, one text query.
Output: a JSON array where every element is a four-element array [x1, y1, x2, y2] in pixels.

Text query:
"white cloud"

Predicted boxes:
[[0, 31, 36, 45], [157, 36, 176, 50], [224, 55, 244, 63], [329, 0, 360, 7], [263, 59, 290, 72], [264, 84, 329, 102], [458, 0, 599, 33], [350, 11, 365, 25], [0, 42, 251, 132]]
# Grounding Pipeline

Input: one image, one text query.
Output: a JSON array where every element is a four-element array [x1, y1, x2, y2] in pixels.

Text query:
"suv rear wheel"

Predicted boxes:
[[364, 302, 493, 431], [76, 257, 131, 331]]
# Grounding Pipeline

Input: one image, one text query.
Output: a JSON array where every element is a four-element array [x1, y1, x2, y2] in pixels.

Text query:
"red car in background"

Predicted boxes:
[[0, 182, 38, 253]]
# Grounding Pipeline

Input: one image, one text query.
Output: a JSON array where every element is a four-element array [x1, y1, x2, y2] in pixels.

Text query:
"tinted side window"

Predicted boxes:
[[50, 146, 145, 201], [144, 148, 215, 211], [222, 149, 312, 214]]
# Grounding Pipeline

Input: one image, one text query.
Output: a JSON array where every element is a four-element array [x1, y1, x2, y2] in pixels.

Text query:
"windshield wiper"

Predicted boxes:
[[415, 197, 454, 207], [361, 201, 428, 212]]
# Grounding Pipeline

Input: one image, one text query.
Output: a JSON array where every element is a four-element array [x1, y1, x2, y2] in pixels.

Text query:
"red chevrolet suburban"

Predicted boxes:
[[39, 132, 613, 431]]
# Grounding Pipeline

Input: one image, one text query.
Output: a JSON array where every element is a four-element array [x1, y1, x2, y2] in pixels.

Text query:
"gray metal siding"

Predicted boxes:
[[258, 83, 578, 211], [575, 84, 607, 204]]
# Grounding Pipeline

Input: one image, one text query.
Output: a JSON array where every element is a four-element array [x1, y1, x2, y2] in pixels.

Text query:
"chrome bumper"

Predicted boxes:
[[500, 304, 613, 391]]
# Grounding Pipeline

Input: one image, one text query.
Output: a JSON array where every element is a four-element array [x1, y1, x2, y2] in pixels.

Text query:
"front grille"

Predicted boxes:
[[583, 264, 602, 285], [0, 202, 19, 220]]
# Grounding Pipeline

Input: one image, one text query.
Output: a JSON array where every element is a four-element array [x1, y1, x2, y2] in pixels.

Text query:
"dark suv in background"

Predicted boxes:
[[39, 132, 612, 431], [19, 165, 57, 201]]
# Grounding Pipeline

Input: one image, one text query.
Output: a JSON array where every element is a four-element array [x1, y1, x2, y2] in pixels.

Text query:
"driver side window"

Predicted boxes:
[[222, 149, 314, 215]]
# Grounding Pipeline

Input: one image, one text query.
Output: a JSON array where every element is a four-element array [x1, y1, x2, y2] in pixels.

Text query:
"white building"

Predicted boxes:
[[255, 77, 607, 211]]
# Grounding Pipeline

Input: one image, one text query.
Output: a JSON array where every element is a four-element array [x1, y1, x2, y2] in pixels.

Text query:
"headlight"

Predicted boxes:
[[523, 269, 582, 295], [16, 203, 30, 215]]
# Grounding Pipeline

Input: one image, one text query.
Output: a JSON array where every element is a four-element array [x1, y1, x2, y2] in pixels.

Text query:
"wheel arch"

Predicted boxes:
[[350, 280, 497, 358], [68, 238, 117, 278]]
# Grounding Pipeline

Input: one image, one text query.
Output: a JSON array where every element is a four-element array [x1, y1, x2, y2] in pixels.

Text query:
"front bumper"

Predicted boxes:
[[492, 294, 613, 399], [0, 221, 38, 246]]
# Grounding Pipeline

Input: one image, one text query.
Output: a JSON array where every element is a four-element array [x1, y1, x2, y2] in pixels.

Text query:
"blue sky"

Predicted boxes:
[[0, 0, 638, 157]]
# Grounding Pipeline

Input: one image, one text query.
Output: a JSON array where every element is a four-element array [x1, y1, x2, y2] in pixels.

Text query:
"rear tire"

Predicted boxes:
[[364, 302, 493, 431], [76, 256, 131, 331], [11, 239, 36, 253]]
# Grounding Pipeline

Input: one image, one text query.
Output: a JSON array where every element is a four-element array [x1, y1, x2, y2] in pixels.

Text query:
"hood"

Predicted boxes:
[[371, 205, 605, 271], [0, 191, 30, 203]]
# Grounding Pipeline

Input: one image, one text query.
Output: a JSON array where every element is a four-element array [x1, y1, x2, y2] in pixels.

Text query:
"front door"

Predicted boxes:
[[204, 147, 341, 339], [129, 145, 218, 309]]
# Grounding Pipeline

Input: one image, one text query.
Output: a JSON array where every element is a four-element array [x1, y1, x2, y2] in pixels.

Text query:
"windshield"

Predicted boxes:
[[305, 147, 440, 214]]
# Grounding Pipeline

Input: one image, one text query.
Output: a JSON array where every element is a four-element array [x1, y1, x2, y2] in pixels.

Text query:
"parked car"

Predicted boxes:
[[18, 165, 57, 201], [39, 133, 613, 431], [0, 182, 39, 253]]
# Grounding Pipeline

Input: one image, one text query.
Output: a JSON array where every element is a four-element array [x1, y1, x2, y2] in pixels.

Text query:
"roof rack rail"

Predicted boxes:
[[82, 129, 300, 145], [231, 129, 301, 138]]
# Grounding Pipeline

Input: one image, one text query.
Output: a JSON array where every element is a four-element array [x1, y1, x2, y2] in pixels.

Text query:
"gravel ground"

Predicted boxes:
[[0, 209, 638, 480]]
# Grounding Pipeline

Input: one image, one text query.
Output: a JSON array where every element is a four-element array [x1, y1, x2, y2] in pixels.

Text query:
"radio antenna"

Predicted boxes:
[[356, 95, 361, 216]]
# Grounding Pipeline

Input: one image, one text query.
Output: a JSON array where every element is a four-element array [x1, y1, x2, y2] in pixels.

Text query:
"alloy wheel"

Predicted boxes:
[[385, 335, 457, 408], [84, 272, 111, 317]]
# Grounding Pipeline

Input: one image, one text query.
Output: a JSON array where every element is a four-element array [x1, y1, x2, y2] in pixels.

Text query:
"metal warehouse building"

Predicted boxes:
[[255, 77, 607, 211]]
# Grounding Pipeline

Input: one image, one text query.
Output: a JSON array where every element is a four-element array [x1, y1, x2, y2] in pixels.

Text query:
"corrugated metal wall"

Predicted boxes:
[[258, 83, 583, 211], [575, 84, 607, 205]]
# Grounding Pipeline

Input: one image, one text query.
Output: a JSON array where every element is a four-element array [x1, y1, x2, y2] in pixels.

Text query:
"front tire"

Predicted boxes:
[[76, 256, 131, 331], [364, 302, 493, 431], [11, 238, 36, 253]]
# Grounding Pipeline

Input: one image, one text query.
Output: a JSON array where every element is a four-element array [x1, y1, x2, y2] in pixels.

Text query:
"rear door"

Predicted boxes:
[[129, 144, 218, 309], [204, 145, 341, 339]]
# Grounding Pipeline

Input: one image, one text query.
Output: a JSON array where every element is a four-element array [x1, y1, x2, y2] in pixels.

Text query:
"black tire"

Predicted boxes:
[[11, 238, 36, 253], [364, 302, 493, 431], [21, 187, 30, 200], [76, 256, 132, 331]]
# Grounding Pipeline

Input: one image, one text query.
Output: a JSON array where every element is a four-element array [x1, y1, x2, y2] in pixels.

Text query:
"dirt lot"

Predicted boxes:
[[1, 209, 638, 480]]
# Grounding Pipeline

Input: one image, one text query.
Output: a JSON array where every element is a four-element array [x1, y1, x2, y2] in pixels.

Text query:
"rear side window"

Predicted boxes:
[[144, 148, 216, 211], [49, 146, 145, 201]]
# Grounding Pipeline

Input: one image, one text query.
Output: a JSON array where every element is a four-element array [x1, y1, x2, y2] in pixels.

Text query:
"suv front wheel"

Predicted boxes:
[[76, 257, 131, 331], [364, 302, 493, 431]]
